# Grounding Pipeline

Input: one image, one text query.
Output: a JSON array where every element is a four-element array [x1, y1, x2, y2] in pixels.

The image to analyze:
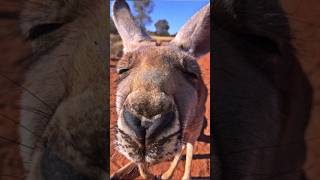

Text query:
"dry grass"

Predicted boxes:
[[151, 35, 174, 42], [110, 34, 174, 60]]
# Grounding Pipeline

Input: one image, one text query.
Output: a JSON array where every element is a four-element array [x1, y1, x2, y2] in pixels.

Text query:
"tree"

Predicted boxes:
[[133, 0, 153, 29], [155, 19, 170, 36]]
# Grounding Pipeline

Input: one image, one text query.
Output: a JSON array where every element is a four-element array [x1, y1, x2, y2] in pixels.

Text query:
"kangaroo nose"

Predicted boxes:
[[146, 111, 175, 140], [123, 110, 145, 140], [123, 109, 176, 142]]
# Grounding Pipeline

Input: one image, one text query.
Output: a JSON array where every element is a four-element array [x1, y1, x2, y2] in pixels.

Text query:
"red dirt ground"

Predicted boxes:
[[109, 53, 211, 179]]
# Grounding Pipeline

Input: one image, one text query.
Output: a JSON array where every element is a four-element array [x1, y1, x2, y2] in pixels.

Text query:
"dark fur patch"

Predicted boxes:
[[28, 23, 64, 40], [42, 146, 90, 180], [213, 0, 312, 179]]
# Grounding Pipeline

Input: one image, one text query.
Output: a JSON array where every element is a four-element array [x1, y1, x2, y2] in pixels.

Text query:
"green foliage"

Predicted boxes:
[[155, 19, 170, 36], [147, 31, 157, 36], [133, 0, 154, 29]]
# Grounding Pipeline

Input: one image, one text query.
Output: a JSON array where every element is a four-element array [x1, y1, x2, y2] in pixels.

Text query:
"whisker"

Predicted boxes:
[[0, 135, 35, 150], [0, 103, 51, 119], [0, 174, 25, 179], [18, 147, 30, 155], [0, 73, 54, 112], [0, 113, 41, 139]]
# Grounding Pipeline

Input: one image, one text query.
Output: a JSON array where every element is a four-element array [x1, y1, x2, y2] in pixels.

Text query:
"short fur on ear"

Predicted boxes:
[[171, 3, 210, 58], [112, 0, 154, 53]]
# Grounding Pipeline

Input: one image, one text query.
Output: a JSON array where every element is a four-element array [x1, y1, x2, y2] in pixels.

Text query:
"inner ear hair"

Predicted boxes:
[[112, 0, 153, 53], [171, 3, 210, 58]]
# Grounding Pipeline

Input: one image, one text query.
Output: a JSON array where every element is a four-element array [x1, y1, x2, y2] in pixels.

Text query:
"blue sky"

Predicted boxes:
[[110, 0, 209, 35]]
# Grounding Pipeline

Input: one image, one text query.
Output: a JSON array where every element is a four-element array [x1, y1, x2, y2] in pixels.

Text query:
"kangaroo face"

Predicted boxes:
[[111, 0, 210, 178], [19, 0, 108, 179], [115, 45, 204, 164], [213, 0, 312, 179]]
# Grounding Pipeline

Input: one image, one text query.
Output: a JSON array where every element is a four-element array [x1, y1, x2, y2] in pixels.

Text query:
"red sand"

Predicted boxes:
[[109, 53, 211, 179]]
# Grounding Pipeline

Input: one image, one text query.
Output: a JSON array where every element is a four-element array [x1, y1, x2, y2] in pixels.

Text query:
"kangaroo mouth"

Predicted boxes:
[[115, 107, 182, 164], [115, 126, 182, 164], [114, 90, 183, 163]]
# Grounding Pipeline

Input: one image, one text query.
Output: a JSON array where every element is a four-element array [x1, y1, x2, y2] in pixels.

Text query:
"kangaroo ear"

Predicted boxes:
[[171, 3, 210, 58], [112, 0, 153, 53]]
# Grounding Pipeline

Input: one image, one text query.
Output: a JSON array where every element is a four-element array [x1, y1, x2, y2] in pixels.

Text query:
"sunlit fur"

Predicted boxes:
[[114, 45, 204, 164]]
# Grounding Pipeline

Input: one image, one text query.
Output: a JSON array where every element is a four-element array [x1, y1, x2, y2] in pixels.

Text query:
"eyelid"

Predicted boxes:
[[239, 33, 281, 55], [115, 71, 130, 83], [116, 67, 129, 74], [28, 23, 63, 40], [181, 60, 201, 79], [185, 70, 199, 79], [178, 65, 199, 79]]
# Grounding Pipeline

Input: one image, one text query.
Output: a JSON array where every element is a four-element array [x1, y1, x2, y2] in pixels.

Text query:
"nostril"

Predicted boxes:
[[146, 111, 175, 140], [123, 110, 176, 141], [123, 110, 145, 140]]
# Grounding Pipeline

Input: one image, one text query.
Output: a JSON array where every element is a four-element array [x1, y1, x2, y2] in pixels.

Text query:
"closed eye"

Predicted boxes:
[[239, 33, 281, 55], [183, 71, 199, 80], [116, 67, 130, 74], [28, 23, 63, 40], [115, 67, 130, 83]]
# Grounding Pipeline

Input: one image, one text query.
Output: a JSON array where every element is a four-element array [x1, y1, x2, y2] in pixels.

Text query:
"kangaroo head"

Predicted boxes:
[[19, 0, 108, 179], [112, 0, 209, 165], [213, 0, 312, 179]]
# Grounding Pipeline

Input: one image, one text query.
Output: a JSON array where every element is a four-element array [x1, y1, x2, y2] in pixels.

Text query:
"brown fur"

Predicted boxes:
[[19, 0, 108, 179]]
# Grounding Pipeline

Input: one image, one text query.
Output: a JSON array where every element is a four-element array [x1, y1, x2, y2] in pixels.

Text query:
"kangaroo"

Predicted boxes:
[[213, 0, 312, 179], [19, 0, 108, 179], [111, 0, 209, 179]]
